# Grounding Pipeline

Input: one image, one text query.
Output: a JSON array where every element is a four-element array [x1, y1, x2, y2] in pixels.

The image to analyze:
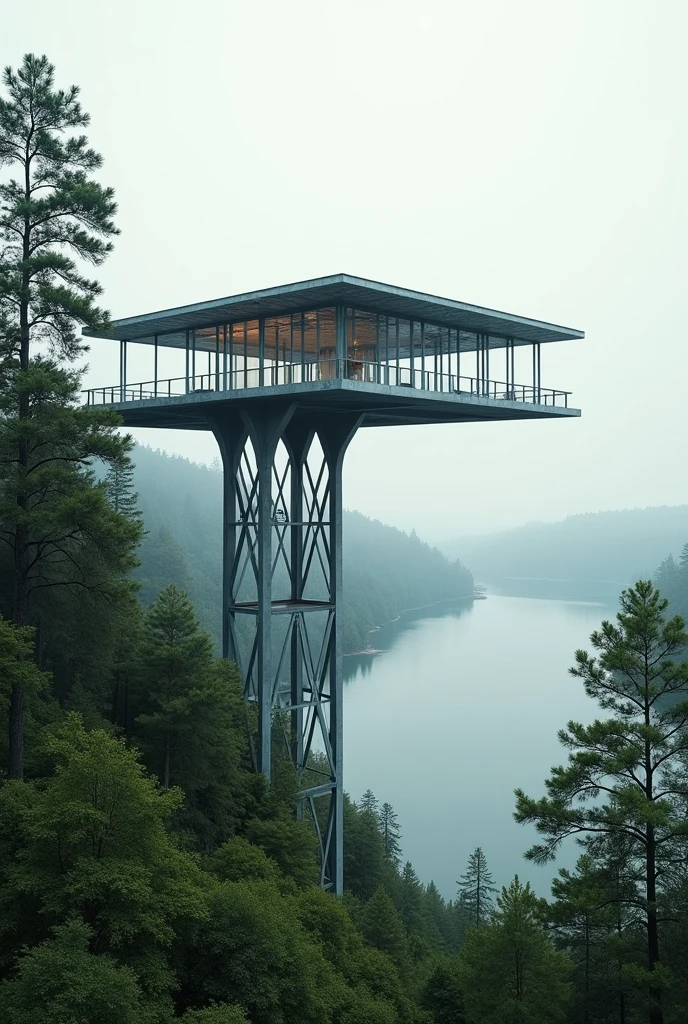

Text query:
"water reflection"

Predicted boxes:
[[344, 598, 474, 683], [342, 591, 617, 902]]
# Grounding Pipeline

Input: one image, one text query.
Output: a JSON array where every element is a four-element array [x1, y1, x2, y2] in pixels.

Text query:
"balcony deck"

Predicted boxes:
[[83, 358, 578, 430]]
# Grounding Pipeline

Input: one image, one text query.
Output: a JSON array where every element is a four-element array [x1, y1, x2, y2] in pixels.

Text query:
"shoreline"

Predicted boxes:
[[343, 593, 474, 656]]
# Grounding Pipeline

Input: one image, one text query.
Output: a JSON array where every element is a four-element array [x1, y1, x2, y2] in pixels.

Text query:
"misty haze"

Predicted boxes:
[[2, 3, 688, 1023]]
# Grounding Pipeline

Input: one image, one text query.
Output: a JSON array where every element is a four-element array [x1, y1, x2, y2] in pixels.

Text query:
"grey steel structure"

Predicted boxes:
[[84, 274, 583, 893]]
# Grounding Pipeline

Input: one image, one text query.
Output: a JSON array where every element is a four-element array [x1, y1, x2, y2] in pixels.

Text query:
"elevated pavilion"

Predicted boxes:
[[84, 273, 583, 892]]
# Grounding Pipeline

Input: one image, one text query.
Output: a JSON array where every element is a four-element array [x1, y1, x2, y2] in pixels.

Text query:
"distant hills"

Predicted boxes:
[[130, 445, 473, 654], [441, 505, 688, 597]]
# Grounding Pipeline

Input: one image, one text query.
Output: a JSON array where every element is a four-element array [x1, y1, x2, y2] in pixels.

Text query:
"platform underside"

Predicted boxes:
[[103, 378, 580, 430]]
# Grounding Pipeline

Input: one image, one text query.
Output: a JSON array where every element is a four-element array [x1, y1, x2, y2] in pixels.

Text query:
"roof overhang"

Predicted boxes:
[[83, 273, 584, 347]]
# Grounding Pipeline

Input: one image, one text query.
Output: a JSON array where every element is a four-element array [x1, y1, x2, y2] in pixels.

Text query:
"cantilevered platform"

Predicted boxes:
[[83, 273, 583, 426]]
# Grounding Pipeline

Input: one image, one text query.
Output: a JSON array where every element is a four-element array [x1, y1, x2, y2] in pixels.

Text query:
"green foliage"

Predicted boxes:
[[421, 956, 465, 1023], [398, 861, 425, 936], [360, 887, 408, 965], [0, 54, 117, 359], [0, 618, 46, 712], [244, 816, 319, 888], [103, 461, 141, 523], [0, 55, 140, 778], [378, 801, 402, 865], [344, 799, 386, 900], [179, 1007, 248, 1024], [549, 849, 642, 1023], [177, 877, 336, 1024], [456, 846, 497, 928], [207, 836, 281, 885], [131, 587, 250, 849], [0, 715, 207, 1012], [458, 876, 571, 1023], [0, 920, 143, 1024], [515, 580, 688, 1017]]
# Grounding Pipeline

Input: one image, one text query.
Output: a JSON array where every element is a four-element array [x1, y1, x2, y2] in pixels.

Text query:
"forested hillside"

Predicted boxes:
[[5, 51, 688, 1024], [131, 445, 474, 653], [444, 505, 688, 587]]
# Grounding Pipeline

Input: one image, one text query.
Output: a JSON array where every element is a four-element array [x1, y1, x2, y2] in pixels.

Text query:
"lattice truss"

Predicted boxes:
[[226, 423, 342, 888]]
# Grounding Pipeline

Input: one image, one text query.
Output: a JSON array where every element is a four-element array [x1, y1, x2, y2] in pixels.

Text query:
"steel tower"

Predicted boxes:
[[84, 274, 583, 893]]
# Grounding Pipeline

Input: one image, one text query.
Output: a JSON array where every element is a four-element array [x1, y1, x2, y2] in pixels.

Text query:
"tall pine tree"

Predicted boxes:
[[0, 54, 139, 777], [515, 581, 688, 1024], [457, 847, 497, 928], [378, 801, 402, 865], [103, 461, 141, 522]]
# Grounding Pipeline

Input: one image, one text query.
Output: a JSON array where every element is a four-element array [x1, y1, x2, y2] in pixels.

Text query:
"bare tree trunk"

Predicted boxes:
[[646, 828, 662, 1024], [8, 132, 33, 779]]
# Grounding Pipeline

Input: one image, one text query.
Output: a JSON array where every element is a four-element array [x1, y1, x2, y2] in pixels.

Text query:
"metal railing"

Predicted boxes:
[[83, 357, 571, 409]]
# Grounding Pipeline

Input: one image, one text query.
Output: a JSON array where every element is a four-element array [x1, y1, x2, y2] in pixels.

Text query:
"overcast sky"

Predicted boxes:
[[5, 0, 688, 539]]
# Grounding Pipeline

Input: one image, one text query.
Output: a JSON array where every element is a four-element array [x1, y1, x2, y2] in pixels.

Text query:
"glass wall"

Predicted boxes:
[[118, 306, 526, 399]]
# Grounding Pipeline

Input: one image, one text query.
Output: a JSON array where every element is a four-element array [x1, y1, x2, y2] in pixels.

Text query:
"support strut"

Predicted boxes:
[[209, 403, 361, 893]]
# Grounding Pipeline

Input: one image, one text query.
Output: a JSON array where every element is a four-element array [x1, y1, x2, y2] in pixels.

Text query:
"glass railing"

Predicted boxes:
[[82, 357, 571, 409]]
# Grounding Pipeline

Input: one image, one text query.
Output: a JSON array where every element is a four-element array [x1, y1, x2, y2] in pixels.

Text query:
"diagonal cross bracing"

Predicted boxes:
[[209, 404, 361, 893]]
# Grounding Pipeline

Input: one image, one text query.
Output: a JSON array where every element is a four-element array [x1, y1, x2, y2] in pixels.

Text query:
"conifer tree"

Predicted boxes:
[[359, 788, 379, 815], [135, 584, 214, 788], [343, 797, 385, 901], [0, 54, 139, 777], [457, 846, 497, 928], [458, 876, 570, 1023], [398, 860, 424, 936], [133, 586, 251, 850], [360, 887, 408, 965], [378, 800, 402, 864], [679, 543, 688, 573], [515, 581, 688, 1024], [549, 849, 640, 1024], [103, 461, 141, 522]]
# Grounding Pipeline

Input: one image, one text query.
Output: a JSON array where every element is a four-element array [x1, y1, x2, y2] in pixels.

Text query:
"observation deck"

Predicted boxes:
[[83, 273, 583, 895], [83, 273, 582, 428]]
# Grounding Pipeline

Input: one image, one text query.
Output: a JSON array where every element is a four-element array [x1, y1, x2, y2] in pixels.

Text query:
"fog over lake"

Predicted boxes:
[[343, 591, 614, 901]]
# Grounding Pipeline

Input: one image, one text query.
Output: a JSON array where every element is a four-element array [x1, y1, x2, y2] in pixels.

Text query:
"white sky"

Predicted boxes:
[[6, 0, 688, 538]]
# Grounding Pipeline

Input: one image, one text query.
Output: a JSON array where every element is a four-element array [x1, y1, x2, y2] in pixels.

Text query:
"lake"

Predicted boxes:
[[342, 589, 618, 902]]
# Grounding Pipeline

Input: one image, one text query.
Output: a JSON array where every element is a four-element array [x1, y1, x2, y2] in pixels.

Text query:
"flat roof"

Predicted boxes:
[[83, 273, 584, 348]]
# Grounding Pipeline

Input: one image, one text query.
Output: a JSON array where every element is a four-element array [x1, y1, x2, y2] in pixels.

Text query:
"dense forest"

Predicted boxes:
[[4, 52, 688, 1024], [131, 444, 474, 654], [444, 506, 688, 589]]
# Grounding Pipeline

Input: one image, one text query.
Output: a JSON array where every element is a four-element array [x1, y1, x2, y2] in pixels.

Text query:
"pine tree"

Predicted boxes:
[[679, 543, 688, 573], [343, 797, 385, 901], [133, 587, 252, 850], [360, 887, 408, 965], [398, 860, 424, 936], [0, 55, 138, 778], [654, 555, 678, 596], [515, 580, 688, 1024], [378, 800, 402, 864], [134, 585, 214, 789], [549, 848, 640, 1024], [457, 846, 497, 928], [103, 461, 141, 522], [458, 876, 570, 1023], [359, 788, 379, 815]]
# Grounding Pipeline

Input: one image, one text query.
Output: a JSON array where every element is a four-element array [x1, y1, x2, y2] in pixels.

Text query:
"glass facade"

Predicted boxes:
[[95, 304, 563, 409]]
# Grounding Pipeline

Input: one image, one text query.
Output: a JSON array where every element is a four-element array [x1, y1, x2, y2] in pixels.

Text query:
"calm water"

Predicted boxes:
[[342, 592, 616, 901]]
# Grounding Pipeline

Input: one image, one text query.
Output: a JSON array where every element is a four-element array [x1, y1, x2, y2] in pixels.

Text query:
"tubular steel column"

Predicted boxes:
[[209, 404, 361, 893]]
